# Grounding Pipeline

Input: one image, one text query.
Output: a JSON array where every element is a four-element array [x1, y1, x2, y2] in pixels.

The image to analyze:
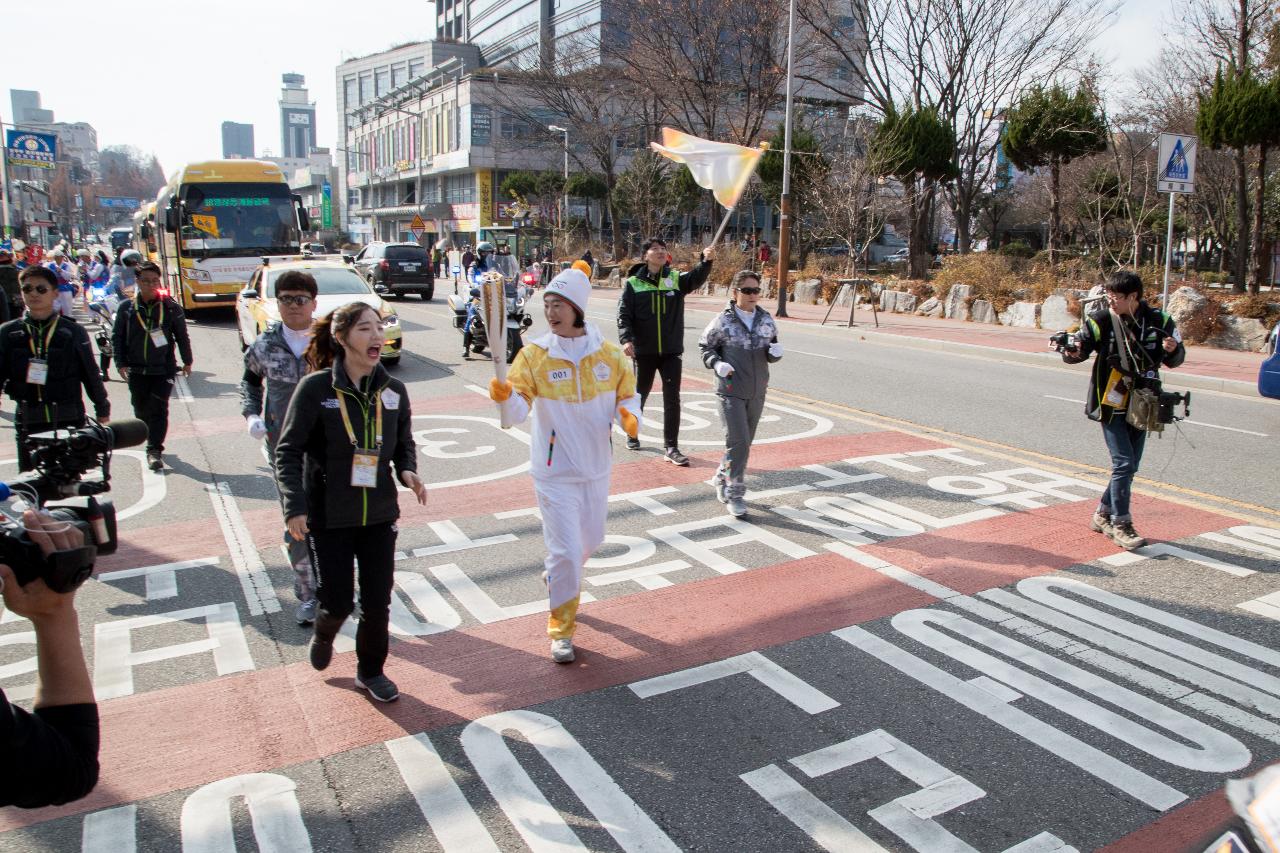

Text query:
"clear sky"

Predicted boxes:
[[5, 0, 1167, 177]]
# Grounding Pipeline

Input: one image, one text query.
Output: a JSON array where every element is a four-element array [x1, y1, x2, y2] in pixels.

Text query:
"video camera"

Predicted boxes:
[[1049, 331, 1079, 354], [0, 419, 147, 592]]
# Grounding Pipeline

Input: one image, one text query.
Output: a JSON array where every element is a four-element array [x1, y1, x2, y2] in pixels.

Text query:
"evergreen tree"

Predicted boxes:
[[869, 104, 958, 279], [1197, 68, 1280, 294], [1002, 83, 1107, 264]]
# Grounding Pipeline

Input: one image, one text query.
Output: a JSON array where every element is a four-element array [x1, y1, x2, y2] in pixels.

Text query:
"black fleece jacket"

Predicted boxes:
[[275, 355, 417, 529]]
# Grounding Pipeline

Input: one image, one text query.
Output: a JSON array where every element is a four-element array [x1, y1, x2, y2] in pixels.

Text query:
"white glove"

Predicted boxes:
[[714, 361, 735, 378], [246, 415, 268, 440], [768, 342, 783, 358]]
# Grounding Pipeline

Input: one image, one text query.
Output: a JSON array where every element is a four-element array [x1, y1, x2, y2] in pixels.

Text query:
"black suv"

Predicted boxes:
[[353, 242, 434, 300]]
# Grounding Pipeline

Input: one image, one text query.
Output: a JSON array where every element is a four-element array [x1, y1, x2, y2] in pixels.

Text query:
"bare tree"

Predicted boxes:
[[611, 0, 793, 145], [798, 0, 1111, 255], [804, 132, 884, 274]]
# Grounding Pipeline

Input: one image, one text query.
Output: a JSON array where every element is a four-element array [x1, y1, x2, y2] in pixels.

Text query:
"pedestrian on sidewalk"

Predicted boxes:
[[489, 268, 641, 664], [111, 261, 193, 471], [0, 249, 20, 320], [276, 302, 427, 703], [241, 270, 319, 626], [0, 266, 110, 471], [1061, 270, 1184, 550], [616, 237, 714, 465], [699, 270, 781, 517]]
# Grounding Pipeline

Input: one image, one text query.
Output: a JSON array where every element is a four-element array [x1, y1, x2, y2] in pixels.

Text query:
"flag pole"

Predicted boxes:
[[774, 0, 797, 318]]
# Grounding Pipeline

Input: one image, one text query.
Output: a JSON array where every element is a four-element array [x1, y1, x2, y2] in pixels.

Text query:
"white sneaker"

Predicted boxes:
[[550, 638, 575, 663], [728, 496, 747, 517]]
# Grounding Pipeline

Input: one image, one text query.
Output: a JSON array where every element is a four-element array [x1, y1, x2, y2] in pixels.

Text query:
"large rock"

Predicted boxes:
[[970, 299, 997, 325], [1040, 294, 1077, 331], [1207, 315, 1271, 351], [917, 296, 943, 317], [880, 290, 913, 312], [606, 267, 622, 289], [791, 277, 822, 304], [895, 293, 918, 314], [1165, 286, 1209, 328], [832, 279, 871, 307], [999, 301, 1040, 328], [944, 284, 972, 320]]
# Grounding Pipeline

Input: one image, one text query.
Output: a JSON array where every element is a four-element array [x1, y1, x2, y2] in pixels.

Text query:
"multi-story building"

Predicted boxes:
[[336, 6, 863, 250], [279, 74, 317, 160], [10, 89, 53, 125], [222, 121, 255, 159]]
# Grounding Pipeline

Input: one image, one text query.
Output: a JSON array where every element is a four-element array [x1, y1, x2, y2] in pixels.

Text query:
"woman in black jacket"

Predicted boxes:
[[275, 301, 426, 703], [0, 266, 110, 470]]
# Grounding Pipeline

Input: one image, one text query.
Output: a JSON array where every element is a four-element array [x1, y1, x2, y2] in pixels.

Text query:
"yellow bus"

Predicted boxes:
[[155, 160, 310, 310], [131, 202, 159, 262]]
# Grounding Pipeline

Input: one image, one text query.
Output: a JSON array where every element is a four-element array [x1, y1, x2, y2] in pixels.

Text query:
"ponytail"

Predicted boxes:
[[304, 301, 378, 372]]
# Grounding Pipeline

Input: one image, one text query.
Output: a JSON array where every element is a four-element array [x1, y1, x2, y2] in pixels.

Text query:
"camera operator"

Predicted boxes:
[[1060, 270, 1185, 550], [0, 511, 99, 808], [0, 266, 111, 472]]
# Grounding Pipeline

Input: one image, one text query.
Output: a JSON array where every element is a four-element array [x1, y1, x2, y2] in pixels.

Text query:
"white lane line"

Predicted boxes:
[[789, 348, 838, 360], [206, 481, 280, 615], [1042, 395, 1268, 437]]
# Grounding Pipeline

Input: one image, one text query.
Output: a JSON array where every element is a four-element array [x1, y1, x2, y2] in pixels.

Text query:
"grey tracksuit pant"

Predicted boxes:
[[716, 394, 766, 498], [268, 433, 316, 601]]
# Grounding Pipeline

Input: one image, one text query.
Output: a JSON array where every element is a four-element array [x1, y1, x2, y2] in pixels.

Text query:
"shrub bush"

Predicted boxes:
[[1226, 293, 1280, 325], [997, 240, 1035, 259]]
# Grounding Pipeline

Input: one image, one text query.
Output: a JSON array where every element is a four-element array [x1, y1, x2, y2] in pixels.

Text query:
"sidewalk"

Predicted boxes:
[[666, 288, 1266, 398]]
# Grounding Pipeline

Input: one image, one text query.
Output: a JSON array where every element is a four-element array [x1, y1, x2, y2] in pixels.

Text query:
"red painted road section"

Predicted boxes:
[[1099, 789, 1234, 853], [2, 469, 1245, 832], [864, 494, 1236, 594], [97, 429, 943, 573], [0, 553, 936, 831]]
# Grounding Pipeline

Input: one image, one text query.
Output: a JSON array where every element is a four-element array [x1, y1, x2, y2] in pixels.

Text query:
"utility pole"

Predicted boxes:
[[774, 0, 797, 318]]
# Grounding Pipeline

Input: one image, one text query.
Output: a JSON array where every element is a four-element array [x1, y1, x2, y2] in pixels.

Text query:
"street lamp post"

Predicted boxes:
[[547, 125, 569, 243], [774, 0, 797, 318]]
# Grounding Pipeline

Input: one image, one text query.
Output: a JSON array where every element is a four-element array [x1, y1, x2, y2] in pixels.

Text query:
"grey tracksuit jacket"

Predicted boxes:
[[698, 304, 782, 494]]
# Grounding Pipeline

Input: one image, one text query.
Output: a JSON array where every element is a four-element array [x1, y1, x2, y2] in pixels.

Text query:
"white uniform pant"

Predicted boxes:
[[55, 290, 76, 317], [534, 476, 610, 639]]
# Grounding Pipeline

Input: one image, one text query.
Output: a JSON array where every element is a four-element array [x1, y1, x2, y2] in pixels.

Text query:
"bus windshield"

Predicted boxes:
[[179, 182, 299, 257]]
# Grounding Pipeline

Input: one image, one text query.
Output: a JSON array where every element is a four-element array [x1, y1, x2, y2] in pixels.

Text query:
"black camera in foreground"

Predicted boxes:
[[1159, 389, 1191, 425], [1049, 330, 1079, 353], [0, 419, 148, 592]]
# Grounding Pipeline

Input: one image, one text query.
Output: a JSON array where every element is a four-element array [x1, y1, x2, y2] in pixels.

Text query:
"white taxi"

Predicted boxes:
[[236, 257, 403, 364]]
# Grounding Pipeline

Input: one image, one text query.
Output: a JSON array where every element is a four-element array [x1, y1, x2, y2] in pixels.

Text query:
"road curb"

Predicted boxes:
[[847, 325, 1261, 400]]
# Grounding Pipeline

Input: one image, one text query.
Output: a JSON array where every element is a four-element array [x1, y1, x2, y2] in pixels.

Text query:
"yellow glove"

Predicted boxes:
[[618, 406, 638, 438], [489, 378, 513, 402]]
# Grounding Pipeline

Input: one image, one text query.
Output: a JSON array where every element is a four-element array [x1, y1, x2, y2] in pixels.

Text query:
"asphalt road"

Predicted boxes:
[[1, 286, 1277, 852]]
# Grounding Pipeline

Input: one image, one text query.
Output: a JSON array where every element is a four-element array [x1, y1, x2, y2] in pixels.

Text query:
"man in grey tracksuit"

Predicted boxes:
[[240, 270, 318, 624], [698, 270, 782, 517]]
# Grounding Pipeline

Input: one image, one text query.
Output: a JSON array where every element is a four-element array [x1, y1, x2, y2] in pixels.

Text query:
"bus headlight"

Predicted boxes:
[[183, 267, 212, 282]]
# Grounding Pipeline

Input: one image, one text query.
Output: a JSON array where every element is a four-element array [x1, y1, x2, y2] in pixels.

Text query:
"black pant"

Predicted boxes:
[[13, 410, 84, 472], [308, 521, 398, 679], [634, 353, 683, 448], [127, 372, 174, 452]]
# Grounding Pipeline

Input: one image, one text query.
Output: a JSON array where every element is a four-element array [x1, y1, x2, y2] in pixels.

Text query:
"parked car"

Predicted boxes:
[[352, 241, 434, 300], [304, 242, 327, 255], [884, 248, 910, 263], [236, 258, 403, 365]]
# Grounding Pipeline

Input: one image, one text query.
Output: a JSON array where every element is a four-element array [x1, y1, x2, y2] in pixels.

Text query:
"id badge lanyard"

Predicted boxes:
[[135, 297, 166, 357], [24, 315, 58, 415], [336, 386, 384, 490]]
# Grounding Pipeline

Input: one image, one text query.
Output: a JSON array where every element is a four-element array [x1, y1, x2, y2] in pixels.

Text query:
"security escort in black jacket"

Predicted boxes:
[[0, 266, 110, 470], [274, 302, 426, 704], [1061, 270, 1185, 551], [616, 238, 714, 466], [111, 262, 193, 471]]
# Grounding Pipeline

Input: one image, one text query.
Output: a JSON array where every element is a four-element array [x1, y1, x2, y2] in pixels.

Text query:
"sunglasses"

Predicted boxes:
[[736, 287, 761, 295], [20, 285, 51, 295], [276, 295, 314, 307]]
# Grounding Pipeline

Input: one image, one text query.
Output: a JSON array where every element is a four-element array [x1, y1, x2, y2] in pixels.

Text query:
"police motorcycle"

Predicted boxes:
[[447, 257, 532, 364], [87, 280, 127, 378]]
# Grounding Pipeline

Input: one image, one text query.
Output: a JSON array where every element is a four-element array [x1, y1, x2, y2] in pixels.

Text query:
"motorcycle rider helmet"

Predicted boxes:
[[476, 241, 495, 254], [120, 249, 142, 266]]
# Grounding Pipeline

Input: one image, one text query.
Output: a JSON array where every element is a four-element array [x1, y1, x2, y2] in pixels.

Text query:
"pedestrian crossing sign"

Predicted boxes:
[[1157, 132, 1197, 193]]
